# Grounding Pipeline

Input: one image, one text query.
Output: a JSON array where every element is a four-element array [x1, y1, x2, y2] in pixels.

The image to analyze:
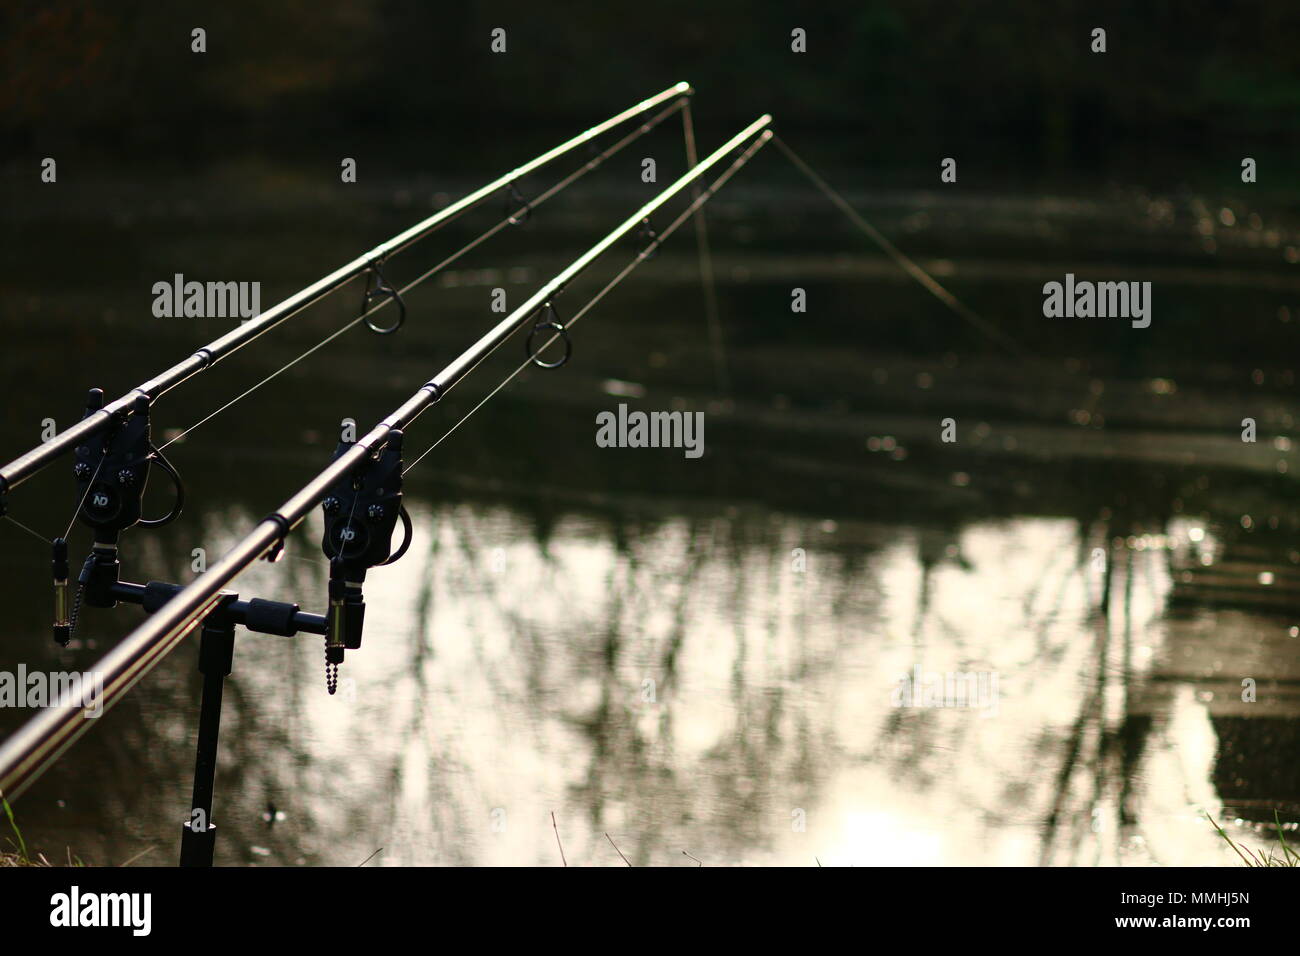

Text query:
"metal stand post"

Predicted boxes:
[[179, 598, 235, 867]]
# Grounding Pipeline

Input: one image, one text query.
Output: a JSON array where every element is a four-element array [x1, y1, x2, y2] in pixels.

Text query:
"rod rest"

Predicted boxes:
[[108, 580, 327, 637]]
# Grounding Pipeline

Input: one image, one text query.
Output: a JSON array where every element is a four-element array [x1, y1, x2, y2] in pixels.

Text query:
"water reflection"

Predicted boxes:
[[2, 146, 1298, 866], [2, 472, 1296, 866]]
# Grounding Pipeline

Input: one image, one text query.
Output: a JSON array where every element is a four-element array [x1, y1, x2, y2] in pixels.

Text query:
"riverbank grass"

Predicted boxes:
[[1208, 811, 1300, 867]]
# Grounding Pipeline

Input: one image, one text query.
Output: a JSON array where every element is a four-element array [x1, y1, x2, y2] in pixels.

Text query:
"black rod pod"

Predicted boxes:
[[319, 425, 411, 693]]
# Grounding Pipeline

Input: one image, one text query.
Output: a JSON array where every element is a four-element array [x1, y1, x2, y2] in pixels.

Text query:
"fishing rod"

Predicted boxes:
[[0, 114, 773, 865], [0, 81, 691, 506], [3, 83, 697, 649], [2, 82, 694, 500]]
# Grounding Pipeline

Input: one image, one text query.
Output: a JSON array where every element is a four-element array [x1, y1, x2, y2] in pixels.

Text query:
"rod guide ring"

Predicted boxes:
[[525, 301, 571, 369]]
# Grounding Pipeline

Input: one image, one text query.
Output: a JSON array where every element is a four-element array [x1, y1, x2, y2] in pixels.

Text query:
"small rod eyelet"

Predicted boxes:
[[360, 258, 405, 334], [525, 302, 571, 369]]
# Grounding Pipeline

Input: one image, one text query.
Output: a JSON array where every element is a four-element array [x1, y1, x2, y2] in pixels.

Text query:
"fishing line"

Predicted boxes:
[[3, 514, 50, 546], [681, 100, 730, 399], [771, 135, 1029, 359], [402, 130, 772, 476], [61, 453, 106, 541], [167, 164, 507, 364], [158, 316, 368, 452], [395, 99, 689, 298], [156, 100, 690, 453]]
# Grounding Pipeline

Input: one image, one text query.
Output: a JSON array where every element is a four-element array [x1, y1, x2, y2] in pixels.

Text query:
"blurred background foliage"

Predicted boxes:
[[4, 0, 1298, 170]]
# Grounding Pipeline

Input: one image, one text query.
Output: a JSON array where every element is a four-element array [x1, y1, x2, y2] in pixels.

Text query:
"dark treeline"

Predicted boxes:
[[3, 1, 1299, 166]]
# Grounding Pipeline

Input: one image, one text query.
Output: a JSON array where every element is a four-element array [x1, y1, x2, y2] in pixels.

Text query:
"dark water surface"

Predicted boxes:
[[1, 128, 1298, 865]]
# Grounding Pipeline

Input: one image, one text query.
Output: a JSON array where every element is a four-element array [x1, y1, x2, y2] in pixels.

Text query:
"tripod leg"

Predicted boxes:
[[179, 613, 235, 867]]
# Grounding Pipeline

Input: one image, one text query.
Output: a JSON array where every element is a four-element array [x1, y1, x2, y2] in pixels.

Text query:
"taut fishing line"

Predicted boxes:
[[2, 513, 49, 546], [771, 134, 1029, 359]]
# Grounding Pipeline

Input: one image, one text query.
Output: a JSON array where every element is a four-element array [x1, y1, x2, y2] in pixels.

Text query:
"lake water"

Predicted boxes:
[[1, 128, 1298, 866]]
